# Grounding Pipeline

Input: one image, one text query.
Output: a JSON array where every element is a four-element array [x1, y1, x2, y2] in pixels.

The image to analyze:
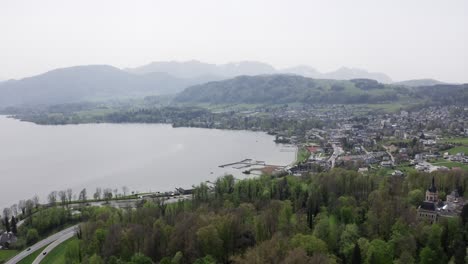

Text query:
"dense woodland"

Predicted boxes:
[[18, 169, 467, 264]]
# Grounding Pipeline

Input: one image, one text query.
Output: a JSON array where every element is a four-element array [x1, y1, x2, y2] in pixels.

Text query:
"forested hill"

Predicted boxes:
[[175, 75, 404, 104], [175, 75, 468, 105]]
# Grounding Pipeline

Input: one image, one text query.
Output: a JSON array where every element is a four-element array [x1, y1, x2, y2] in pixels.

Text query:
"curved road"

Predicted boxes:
[[31, 231, 75, 264], [6, 225, 78, 264], [7, 195, 189, 263]]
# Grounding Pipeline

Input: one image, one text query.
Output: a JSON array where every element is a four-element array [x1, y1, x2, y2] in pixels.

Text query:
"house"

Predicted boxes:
[[0, 231, 17, 249]]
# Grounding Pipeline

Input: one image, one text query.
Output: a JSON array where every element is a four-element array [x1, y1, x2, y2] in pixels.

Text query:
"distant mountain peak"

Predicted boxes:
[[393, 79, 447, 87]]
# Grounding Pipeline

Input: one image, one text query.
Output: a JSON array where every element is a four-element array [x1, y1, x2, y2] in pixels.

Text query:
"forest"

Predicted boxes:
[[28, 169, 468, 264]]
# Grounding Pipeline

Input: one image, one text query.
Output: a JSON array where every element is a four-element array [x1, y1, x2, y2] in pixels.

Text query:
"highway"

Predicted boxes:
[[6, 225, 78, 264], [31, 231, 75, 264]]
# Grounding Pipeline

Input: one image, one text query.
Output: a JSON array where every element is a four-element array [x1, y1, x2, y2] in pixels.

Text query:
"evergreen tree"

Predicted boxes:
[[10, 216, 17, 234], [3, 217, 10, 233], [351, 242, 361, 264]]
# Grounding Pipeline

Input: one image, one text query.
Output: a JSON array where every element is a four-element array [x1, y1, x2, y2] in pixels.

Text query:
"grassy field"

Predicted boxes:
[[17, 245, 48, 264], [431, 159, 468, 170], [0, 250, 19, 263], [41, 237, 78, 264], [446, 146, 468, 155], [441, 137, 468, 145]]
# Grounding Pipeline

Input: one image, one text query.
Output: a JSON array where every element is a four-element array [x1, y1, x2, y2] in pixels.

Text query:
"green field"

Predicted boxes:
[[41, 237, 78, 264], [0, 250, 19, 263], [431, 159, 468, 170], [17, 245, 48, 264], [441, 137, 468, 145], [446, 146, 468, 155]]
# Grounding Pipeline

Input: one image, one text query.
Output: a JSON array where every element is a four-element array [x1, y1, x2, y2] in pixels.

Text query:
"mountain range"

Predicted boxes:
[[0, 61, 454, 108], [126, 60, 393, 83]]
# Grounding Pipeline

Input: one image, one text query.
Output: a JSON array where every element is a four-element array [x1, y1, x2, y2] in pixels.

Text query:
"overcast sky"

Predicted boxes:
[[1, 0, 467, 82]]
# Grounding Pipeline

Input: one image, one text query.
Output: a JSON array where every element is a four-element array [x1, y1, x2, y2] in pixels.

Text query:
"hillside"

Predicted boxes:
[[175, 75, 403, 104], [0, 65, 205, 107]]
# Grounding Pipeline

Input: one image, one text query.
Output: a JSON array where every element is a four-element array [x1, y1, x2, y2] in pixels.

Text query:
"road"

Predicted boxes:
[[383, 145, 395, 165], [6, 225, 78, 264], [31, 231, 75, 264], [7, 195, 191, 263]]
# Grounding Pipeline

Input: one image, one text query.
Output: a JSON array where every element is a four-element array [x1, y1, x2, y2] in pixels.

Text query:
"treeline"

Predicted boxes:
[[66, 169, 468, 263], [10, 106, 325, 135]]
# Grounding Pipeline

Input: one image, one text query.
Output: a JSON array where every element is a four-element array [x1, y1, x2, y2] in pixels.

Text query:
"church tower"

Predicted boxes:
[[425, 176, 438, 202]]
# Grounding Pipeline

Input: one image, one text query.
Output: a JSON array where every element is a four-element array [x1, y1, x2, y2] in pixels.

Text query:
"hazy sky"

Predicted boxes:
[[1, 0, 467, 82]]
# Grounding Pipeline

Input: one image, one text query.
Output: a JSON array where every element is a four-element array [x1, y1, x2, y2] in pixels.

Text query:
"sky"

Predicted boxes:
[[1, 0, 467, 83]]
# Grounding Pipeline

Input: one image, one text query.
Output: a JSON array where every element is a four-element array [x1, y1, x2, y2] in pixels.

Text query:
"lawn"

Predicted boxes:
[[0, 250, 19, 263], [446, 146, 468, 155], [295, 147, 311, 164], [17, 245, 48, 264], [41, 237, 78, 264]]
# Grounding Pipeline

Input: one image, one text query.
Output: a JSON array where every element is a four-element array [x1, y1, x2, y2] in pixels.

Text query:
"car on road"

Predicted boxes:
[[27, 248, 31, 251], [42, 251, 47, 255]]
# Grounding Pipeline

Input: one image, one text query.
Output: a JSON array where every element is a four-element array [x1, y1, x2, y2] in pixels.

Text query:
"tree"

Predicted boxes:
[[48, 191, 57, 205], [18, 200, 26, 215], [10, 216, 17, 234], [10, 204, 18, 217], [59, 190, 67, 205], [67, 188, 73, 203], [366, 239, 392, 264], [419, 246, 438, 264], [196, 224, 223, 261], [130, 253, 152, 264], [351, 243, 361, 264], [290, 234, 328, 256], [461, 204, 468, 226], [2, 216, 10, 233], [408, 189, 424, 206], [103, 188, 113, 201], [79, 188, 87, 201], [88, 254, 104, 264], [26, 228, 39, 244], [339, 224, 360, 261], [94, 188, 102, 200], [32, 195, 40, 209], [3, 208, 11, 232]]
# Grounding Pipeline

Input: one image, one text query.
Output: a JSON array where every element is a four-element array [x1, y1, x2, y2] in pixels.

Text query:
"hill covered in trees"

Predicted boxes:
[[175, 75, 468, 105], [0, 65, 209, 108], [175, 75, 402, 104], [23, 169, 467, 263]]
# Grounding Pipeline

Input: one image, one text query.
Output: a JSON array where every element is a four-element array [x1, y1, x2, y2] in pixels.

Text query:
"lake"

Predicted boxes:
[[0, 116, 294, 210]]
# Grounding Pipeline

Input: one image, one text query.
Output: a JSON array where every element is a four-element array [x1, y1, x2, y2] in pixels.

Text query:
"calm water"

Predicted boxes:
[[0, 116, 294, 209]]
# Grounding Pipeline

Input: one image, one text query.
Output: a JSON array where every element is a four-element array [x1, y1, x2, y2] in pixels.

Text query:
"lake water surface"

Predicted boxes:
[[0, 116, 294, 209]]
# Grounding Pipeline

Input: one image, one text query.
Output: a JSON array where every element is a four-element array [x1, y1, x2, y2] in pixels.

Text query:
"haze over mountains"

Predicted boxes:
[[0, 60, 455, 108], [126, 60, 393, 83]]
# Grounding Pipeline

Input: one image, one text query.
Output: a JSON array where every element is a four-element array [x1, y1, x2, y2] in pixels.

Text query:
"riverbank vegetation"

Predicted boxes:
[[54, 169, 468, 264]]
